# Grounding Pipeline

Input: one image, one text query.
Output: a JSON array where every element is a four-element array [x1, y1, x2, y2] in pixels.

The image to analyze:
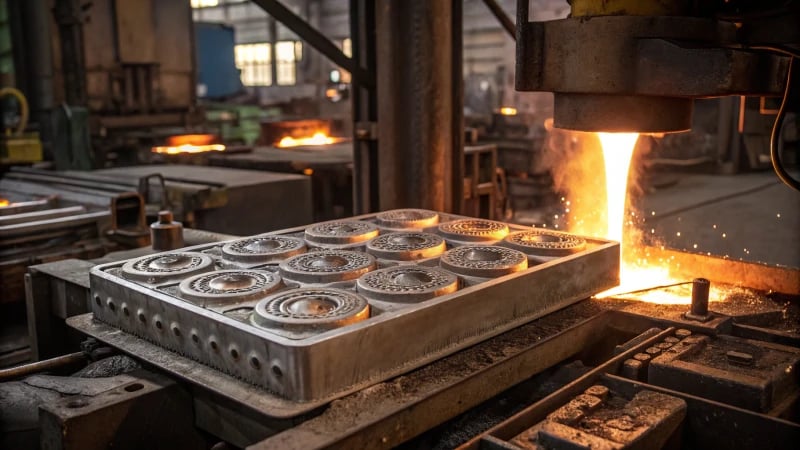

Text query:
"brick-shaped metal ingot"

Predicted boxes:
[[648, 334, 800, 412], [537, 390, 686, 450]]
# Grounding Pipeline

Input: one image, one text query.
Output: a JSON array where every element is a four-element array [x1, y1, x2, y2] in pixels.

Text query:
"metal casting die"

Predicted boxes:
[[89, 211, 619, 402]]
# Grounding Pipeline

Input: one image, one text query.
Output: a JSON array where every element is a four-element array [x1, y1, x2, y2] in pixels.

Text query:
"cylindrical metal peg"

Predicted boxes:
[[151, 210, 184, 251], [691, 278, 710, 317]]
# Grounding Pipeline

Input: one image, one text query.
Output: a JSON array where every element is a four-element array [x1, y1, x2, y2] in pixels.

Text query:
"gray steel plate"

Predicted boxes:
[[88, 211, 619, 402]]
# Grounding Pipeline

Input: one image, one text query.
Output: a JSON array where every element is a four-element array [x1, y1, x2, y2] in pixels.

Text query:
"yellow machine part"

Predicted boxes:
[[0, 87, 42, 163], [570, 0, 689, 17], [2, 133, 43, 163]]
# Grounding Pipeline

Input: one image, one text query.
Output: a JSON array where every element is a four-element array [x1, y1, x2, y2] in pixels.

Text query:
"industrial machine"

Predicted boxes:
[[0, 1, 798, 449], [515, 0, 799, 189]]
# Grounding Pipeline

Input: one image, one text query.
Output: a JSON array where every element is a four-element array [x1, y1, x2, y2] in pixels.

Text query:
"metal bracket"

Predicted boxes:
[[354, 121, 378, 141]]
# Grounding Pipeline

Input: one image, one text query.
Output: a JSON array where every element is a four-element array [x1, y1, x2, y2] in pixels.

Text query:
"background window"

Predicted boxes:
[[275, 41, 298, 86], [235, 43, 272, 86], [342, 38, 352, 58], [191, 0, 219, 8]]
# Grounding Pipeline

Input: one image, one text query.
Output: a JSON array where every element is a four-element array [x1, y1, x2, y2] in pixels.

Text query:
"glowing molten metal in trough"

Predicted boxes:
[[276, 132, 341, 148], [152, 134, 226, 155], [582, 132, 724, 304]]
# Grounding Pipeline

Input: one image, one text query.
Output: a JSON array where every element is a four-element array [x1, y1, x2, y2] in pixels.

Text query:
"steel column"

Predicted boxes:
[[375, 0, 462, 212], [350, 0, 379, 214]]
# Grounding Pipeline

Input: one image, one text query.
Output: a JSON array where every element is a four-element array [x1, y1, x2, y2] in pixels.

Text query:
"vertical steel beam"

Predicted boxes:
[[451, 0, 464, 214], [350, 0, 379, 214], [375, 0, 461, 212]]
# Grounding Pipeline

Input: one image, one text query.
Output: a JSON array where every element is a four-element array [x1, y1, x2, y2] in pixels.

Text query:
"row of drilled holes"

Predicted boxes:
[[94, 294, 283, 378]]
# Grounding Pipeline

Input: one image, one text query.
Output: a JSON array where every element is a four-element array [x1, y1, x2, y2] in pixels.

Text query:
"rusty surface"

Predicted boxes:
[[647, 334, 800, 412], [642, 246, 800, 295]]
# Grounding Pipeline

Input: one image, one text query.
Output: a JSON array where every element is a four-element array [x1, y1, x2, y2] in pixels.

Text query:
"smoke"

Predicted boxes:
[[540, 119, 608, 238], [540, 119, 654, 257]]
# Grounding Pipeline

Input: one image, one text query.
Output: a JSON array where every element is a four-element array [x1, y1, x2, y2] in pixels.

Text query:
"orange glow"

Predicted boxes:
[[597, 133, 638, 244], [0, 198, 9, 207], [276, 132, 341, 148], [166, 134, 216, 146], [499, 107, 518, 116], [152, 134, 225, 154], [152, 144, 226, 154], [592, 132, 708, 304]]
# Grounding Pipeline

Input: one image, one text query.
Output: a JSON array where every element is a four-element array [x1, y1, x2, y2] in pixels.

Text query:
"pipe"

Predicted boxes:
[[0, 352, 87, 382], [0, 87, 30, 135]]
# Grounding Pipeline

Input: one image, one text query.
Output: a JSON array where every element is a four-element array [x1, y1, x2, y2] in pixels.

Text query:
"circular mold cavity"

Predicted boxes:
[[221, 235, 306, 264], [178, 270, 282, 306], [375, 209, 440, 229], [502, 229, 586, 256], [252, 288, 370, 331], [366, 232, 446, 261], [121, 252, 214, 283], [440, 245, 528, 278], [279, 250, 376, 284], [437, 219, 509, 243], [356, 266, 458, 302], [304, 220, 379, 245]]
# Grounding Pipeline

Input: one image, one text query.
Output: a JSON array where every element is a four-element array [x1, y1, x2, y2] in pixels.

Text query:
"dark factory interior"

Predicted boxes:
[[1, 0, 799, 449]]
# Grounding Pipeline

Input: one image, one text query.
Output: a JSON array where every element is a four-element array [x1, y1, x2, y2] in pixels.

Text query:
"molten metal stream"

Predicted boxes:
[[597, 133, 638, 244], [593, 132, 700, 303]]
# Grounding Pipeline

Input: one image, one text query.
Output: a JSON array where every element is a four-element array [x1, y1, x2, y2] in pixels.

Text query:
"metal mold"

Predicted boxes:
[[437, 219, 509, 243], [89, 210, 619, 402], [304, 220, 379, 247], [178, 270, 283, 307], [278, 250, 377, 284], [366, 232, 446, 261], [375, 208, 440, 230], [647, 334, 800, 412], [502, 229, 586, 259], [252, 288, 370, 336], [440, 245, 528, 278], [512, 388, 687, 449], [121, 252, 214, 283], [356, 266, 458, 303], [221, 236, 307, 265]]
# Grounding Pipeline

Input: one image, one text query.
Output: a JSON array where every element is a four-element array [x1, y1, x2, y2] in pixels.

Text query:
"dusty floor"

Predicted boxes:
[[637, 171, 800, 268]]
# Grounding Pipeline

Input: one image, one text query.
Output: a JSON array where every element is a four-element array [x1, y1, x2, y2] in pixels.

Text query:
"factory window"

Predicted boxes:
[[342, 38, 352, 57], [336, 39, 352, 84], [275, 41, 300, 86], [235, 43, 272, 86], [191, 0, 219, 8]]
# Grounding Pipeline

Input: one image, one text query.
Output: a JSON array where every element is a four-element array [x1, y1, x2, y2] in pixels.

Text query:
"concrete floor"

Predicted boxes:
[[636, 172, 800, 268], [514, 170, 800, 269]]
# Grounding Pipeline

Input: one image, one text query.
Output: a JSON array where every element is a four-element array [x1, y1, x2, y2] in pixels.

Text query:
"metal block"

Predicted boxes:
[[25, 260, 95, 360], [510, 389, 686, 450], [38, 370, 206, 450], [648, 334, 800, 412], [88, 211, 618, 404]]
